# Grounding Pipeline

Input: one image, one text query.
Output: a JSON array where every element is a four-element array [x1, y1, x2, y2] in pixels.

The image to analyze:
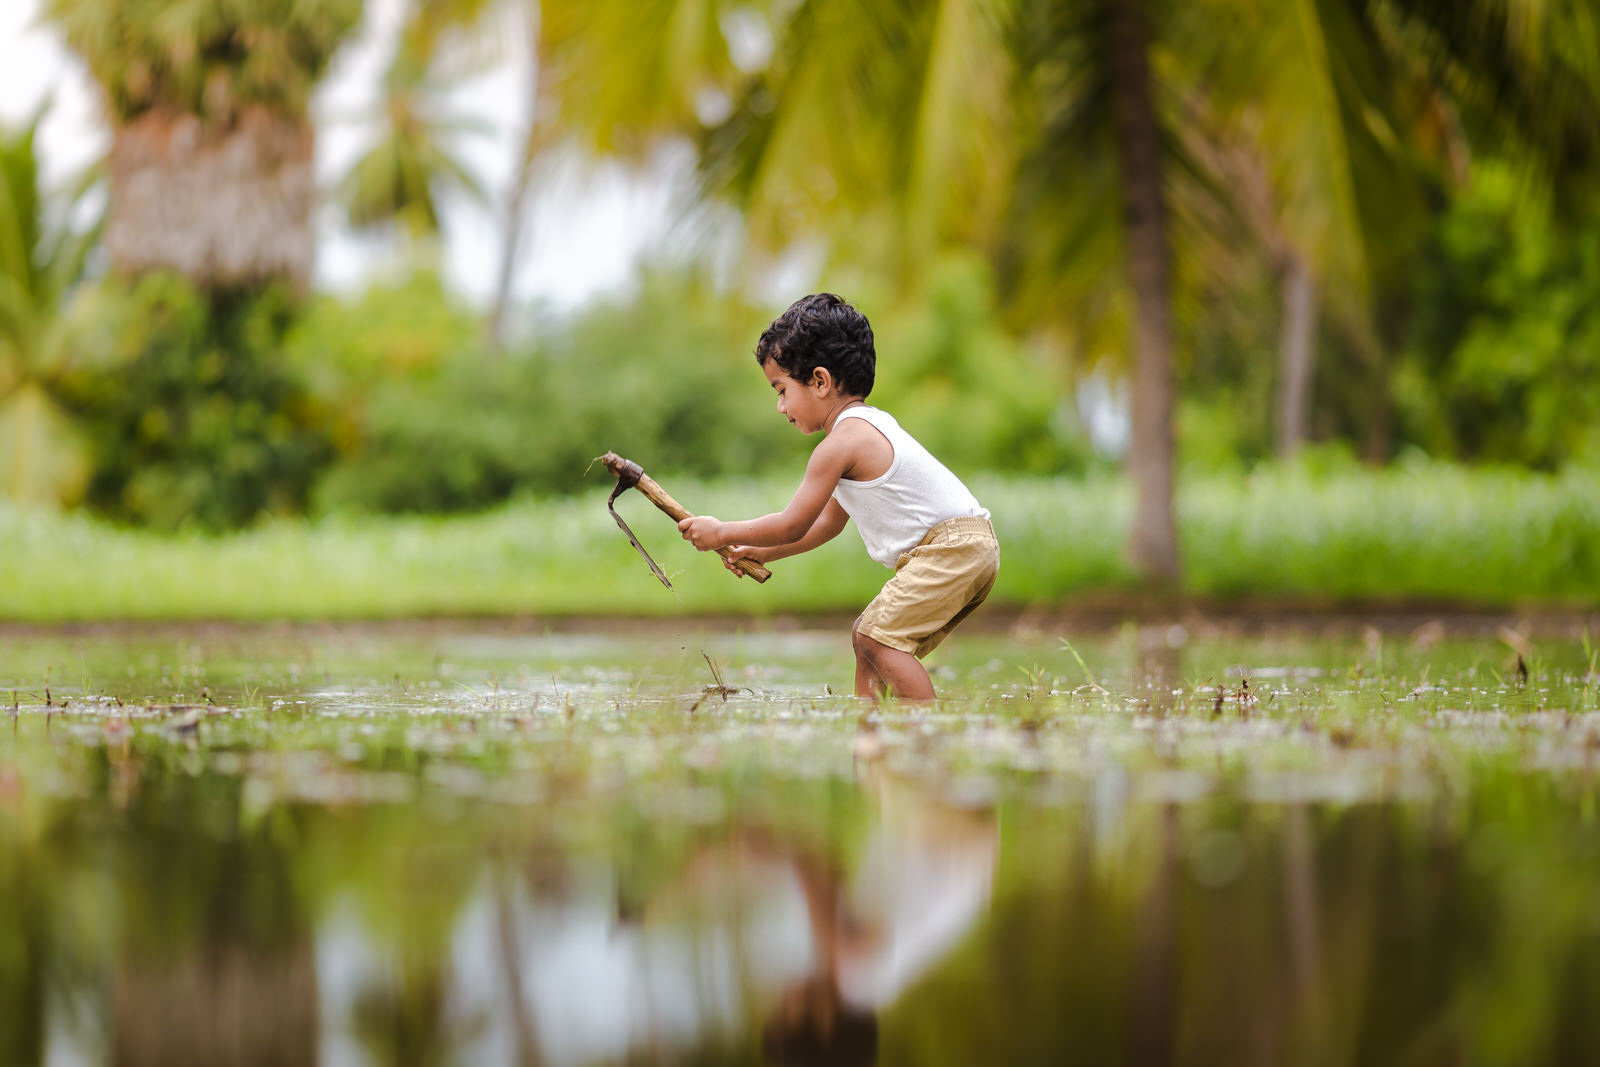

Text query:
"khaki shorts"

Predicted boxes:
[[856, 517, 1000, 659]]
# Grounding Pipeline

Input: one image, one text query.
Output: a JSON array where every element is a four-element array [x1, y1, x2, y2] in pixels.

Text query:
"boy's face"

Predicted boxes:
[[763, 358, 829, 435]]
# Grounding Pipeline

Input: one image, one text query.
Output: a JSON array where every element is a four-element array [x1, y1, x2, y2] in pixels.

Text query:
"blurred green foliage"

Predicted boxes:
[[284, 270, 510, 514], [1395, 163, 1600, 468], [62, 274, 330, 531], [1171, 158, 1600, 473], [0, 108, 100, 507], [521, 271, 802, 490]]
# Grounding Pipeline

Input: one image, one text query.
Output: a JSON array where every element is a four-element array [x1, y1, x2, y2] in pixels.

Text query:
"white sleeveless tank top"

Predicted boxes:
[[830, 406, 990, 567]]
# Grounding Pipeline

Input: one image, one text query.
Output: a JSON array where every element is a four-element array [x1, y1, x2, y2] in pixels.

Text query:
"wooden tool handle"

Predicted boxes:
[[635, 472, 773, 583]]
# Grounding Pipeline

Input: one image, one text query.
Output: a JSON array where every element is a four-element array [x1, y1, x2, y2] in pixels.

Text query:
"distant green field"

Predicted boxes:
[[2, 464, 1596, 621]]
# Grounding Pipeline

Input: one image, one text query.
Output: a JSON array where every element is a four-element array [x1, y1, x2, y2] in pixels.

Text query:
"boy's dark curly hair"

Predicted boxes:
[[754, 293, 875, 398]]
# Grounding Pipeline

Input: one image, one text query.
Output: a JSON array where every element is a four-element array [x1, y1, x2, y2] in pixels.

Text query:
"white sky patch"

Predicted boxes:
[[720, 6, 775, 73], [0, 0, 107, 187], [693, 85, 735, 128], [1077, 373, 1131, 459]]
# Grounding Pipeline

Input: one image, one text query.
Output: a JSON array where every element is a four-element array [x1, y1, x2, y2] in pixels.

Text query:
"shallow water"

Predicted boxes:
[[2, 621, 1599, 1066]]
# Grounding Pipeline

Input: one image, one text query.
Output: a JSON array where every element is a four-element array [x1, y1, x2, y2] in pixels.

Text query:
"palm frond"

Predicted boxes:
[[1375, 0, 1600, 180], [45, 0, 363, 120], [0, 116, 43, 295], [540, 0, 755, 155]]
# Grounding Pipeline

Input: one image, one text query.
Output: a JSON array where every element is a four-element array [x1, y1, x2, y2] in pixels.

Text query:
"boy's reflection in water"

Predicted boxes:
[[760, 750, 998, 1065], [493, 738, 997, 1067]]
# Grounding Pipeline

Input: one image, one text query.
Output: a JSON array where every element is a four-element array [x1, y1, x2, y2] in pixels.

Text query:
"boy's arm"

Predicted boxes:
[[724, 499, 849, 572], [679, 430, 857, 550]]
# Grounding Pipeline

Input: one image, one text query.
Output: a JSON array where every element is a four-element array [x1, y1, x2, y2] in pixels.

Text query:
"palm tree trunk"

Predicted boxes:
[[1276, 253, 1318, 456], [1350, 328, 1391, 463], [1363, 351, 1392, 463], [490, 12, 548, 348], [113, 939, 317, 1066], [107, 107, 315, 290], [1106, 0, 1179, 585], [1283, 804, 1328, 1043], [1126, 804, 1179, 1064], [489, 150, 535, 347]]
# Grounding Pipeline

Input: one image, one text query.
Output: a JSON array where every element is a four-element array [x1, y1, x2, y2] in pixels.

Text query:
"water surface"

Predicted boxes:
[[3, 621, 1598, 1065]]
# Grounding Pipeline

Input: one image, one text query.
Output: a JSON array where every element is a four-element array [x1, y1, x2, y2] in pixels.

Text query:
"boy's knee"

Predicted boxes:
[[851, 618, 876, 660], [854, 623, 909, 668]]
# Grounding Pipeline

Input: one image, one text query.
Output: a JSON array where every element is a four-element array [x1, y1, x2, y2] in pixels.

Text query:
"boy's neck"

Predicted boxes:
[[822, 397, 868, 434]]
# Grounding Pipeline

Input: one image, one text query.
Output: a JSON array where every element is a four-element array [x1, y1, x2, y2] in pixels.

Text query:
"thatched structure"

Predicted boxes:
[[108, 108, 316, 290]]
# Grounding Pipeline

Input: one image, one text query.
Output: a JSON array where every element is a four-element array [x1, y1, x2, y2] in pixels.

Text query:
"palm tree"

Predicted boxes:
[[334, 85, 492, 240], [537, 0, 1187, 581], [46, 0, 362, 290], [994, 0, 1182, 580], [0, 109, 100, 506], [1104, 0, 1179, 581], [333, 1, 495, 243]]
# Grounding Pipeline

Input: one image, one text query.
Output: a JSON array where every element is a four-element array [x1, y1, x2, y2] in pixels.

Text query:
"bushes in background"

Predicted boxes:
[[48, 230, 1596, 535], [285, 271, 520, 514], [286, 261, 1087, 517], [62, 274, 330, 531], [286, 270, 808, 514]]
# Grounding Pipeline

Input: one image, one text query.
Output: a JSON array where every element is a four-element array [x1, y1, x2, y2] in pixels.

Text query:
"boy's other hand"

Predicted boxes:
[[720, 546, 763, 577], [678, 515, 728, 551]]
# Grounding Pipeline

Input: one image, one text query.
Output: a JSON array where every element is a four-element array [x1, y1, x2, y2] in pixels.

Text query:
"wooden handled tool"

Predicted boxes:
[[600, 452, 772, 585]]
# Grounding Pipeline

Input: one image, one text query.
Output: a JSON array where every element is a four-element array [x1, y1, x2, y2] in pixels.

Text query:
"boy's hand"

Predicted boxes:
[[720, 546, 765, 577], [678, 515, 728, 551]]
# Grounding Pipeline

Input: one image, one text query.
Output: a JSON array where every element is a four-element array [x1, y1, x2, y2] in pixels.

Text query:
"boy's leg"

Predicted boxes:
[[854, 656, 886, 699], [851, 616, 888, 698], [852, 626, 935, 701]]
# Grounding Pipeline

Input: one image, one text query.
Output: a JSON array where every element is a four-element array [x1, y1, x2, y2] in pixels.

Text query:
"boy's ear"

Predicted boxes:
[[810, 367, 834, 393]]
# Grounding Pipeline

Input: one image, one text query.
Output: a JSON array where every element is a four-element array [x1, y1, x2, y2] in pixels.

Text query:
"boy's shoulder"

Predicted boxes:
[[818, 408, 895, 481], [828, 404, 893, 440]]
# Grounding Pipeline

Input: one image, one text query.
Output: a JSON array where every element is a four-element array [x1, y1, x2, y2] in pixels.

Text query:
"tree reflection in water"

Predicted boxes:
[[4, 695, 1600, 1064]]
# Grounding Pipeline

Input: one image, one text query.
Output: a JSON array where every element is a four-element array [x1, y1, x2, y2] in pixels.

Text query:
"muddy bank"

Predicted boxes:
[[3, 600, 1595, 642]]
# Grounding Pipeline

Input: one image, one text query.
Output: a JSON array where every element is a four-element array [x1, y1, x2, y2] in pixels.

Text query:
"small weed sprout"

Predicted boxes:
[[1018, 664, 1052, 702], [1059, 639, 1106, 695]]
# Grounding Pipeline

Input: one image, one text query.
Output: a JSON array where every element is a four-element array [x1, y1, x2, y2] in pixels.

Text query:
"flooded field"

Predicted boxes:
[[3, 618, 1599, 1066]]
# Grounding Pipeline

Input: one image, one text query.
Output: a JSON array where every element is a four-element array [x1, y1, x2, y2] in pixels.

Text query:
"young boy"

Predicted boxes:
[[678, 293, 998, 700]]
